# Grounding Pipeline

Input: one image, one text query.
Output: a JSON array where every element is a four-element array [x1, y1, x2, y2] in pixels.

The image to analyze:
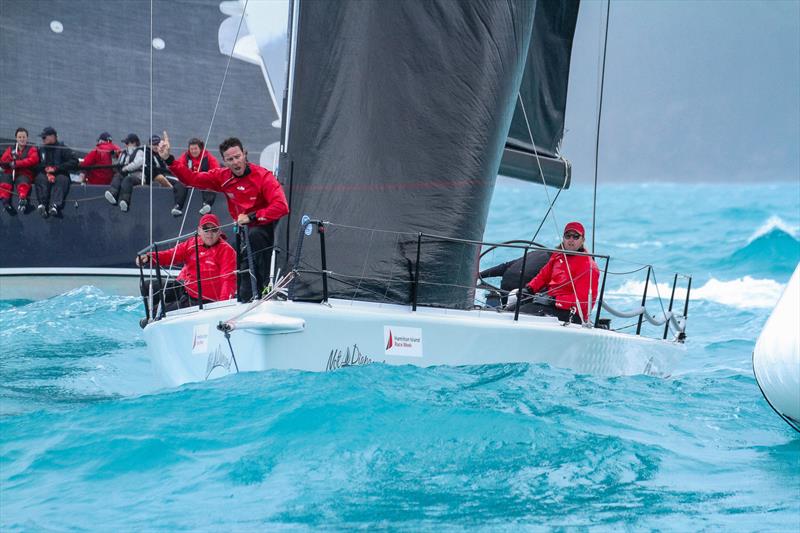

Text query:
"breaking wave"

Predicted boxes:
[[609, 276, 785, 309], [724, 216, 800, 276]]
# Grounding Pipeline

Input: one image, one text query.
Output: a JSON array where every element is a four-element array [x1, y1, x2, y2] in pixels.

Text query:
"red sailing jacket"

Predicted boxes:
[[81, 141, 120, 184], [527, 250, 600, 319], [177, 150, 220, 172], [152, 237, 237, 301], [1, 144, 40, 180], [168, 159, 289, 226]]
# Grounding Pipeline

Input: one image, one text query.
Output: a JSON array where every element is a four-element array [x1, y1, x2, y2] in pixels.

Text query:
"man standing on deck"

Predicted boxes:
[[157, 132, 289, 301]]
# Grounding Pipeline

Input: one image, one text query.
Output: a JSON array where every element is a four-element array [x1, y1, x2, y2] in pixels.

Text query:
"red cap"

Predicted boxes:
[[564, 221, 585, 236], [198, 213, 227, 239], [199, 213, 221, 227]]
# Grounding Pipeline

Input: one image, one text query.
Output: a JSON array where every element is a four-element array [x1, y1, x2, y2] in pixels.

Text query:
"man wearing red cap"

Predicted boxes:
[[156, 132, 288, 301], [136, 213, 236, 317], [523, 221, 600, 324]]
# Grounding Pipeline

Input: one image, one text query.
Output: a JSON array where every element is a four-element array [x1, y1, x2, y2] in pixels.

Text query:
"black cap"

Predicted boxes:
[[122, 133, 140, 145], [150, 134, 162, 145], [40, 126, 57, 138], [97, 132, 112, 142]]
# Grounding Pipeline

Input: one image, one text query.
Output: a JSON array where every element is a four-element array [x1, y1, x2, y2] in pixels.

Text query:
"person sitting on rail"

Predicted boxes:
[[170, 137, 220, 217], [35, 127, 79, 218], [105, 133, 144, 212], [0, 127, 40, 215], [136, 213, 236, 320], [519, 221, 600, 324], [80, 132, 120, 185], [105, 134, 173, 213]]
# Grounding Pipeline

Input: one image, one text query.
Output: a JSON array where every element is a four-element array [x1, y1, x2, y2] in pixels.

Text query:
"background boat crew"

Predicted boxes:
[[105, 133, 144, 212], [520, 221, 600, 324], [79, 132, 120, 185], [170, 138, 220, 217], [136, 213, 236, 319], [0, 127, 40, 215], [145, 134, 173, 190], [34, 127, 78, 218], [158, 132, 289, 302]]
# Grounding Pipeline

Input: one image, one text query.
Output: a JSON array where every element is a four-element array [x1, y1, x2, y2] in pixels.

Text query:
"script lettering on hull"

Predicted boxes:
[[326, 344, 374, 371]]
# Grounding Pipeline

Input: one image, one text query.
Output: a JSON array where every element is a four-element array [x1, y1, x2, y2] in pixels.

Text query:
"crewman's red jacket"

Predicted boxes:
[[177, 150, 220, 173], [168, 159, 289, 226], [81, 141, 120, 184], [1, 144, 40, 180], [151, 237, 237, 301], [527, 250, 600, 319]]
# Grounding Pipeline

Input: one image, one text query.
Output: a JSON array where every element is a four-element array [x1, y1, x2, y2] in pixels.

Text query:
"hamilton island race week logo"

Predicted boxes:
[[326, 344, 374, 371], [383, 326, 423, 357]]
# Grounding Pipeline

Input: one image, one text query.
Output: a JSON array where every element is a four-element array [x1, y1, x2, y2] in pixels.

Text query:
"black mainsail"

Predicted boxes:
[[500, 0, 580, 188], [278, 0, 579, 308]]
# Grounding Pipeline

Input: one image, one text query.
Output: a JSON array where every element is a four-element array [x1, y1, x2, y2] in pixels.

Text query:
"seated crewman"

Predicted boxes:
[[170, 137, 220, 216], [520, 221, 600, 324], [35, 127, 78, 218], [136, 213, 236, 319]]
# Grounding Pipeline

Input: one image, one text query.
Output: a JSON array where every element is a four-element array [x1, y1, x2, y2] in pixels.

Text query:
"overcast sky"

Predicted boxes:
[[561, 0, 800, 184]]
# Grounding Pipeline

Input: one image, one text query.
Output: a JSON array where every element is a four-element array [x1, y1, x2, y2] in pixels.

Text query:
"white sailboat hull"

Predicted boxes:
[[144, 298, 685, 387], [753, 264, 800, 431]]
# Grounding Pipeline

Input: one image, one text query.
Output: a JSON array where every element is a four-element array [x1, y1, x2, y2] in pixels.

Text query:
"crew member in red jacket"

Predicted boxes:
[[170, 137, 220, 216], [80, 132, 120, 185], [137, 213, 236, 318], [0, 127, 40, 215], [524, 221, 600, 324], [157, 132, 289, 301]]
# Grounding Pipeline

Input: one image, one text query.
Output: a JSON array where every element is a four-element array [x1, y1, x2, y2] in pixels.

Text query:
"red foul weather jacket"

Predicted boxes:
[[527, 250, 600, 319], [81, 141, 120, 184], [177, 150, 220, 172], [1, 144, 40, 180], [168, 158, 288, 225], [151, 237, 237, 301]]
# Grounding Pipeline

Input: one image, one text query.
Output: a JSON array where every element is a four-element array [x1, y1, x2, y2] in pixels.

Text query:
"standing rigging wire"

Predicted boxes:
[[517, 93, 586, 324], [592, 0, 611, 254], [147, 0, 155, 320], [587, 0, 612, 326], [149, 0, 252, 312]]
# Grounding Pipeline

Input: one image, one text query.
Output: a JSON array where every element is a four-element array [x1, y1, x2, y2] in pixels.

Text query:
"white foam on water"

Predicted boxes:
[[610, 276, 785, 309], [746, 215, 799, 244], [616, 240, 664, 250]]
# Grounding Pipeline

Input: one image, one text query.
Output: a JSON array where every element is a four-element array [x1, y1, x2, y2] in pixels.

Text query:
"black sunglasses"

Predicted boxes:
[[201, 226, 221, 233], [563, 232, 582, 240]]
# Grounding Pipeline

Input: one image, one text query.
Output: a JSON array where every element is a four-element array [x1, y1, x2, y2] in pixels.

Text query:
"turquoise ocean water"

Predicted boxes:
[[2, 182, 799, 530]]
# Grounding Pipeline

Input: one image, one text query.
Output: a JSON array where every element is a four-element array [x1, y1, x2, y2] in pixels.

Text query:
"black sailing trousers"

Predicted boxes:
[[237, 223, 275, 302], [34, 173, 71, 210], [108, 173, 150, 206], [172, 181, 216, 210]]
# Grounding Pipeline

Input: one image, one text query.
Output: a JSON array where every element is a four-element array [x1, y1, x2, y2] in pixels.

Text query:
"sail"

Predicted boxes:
[[277, 0, 538, 308], [499, 0, 580, 188]]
